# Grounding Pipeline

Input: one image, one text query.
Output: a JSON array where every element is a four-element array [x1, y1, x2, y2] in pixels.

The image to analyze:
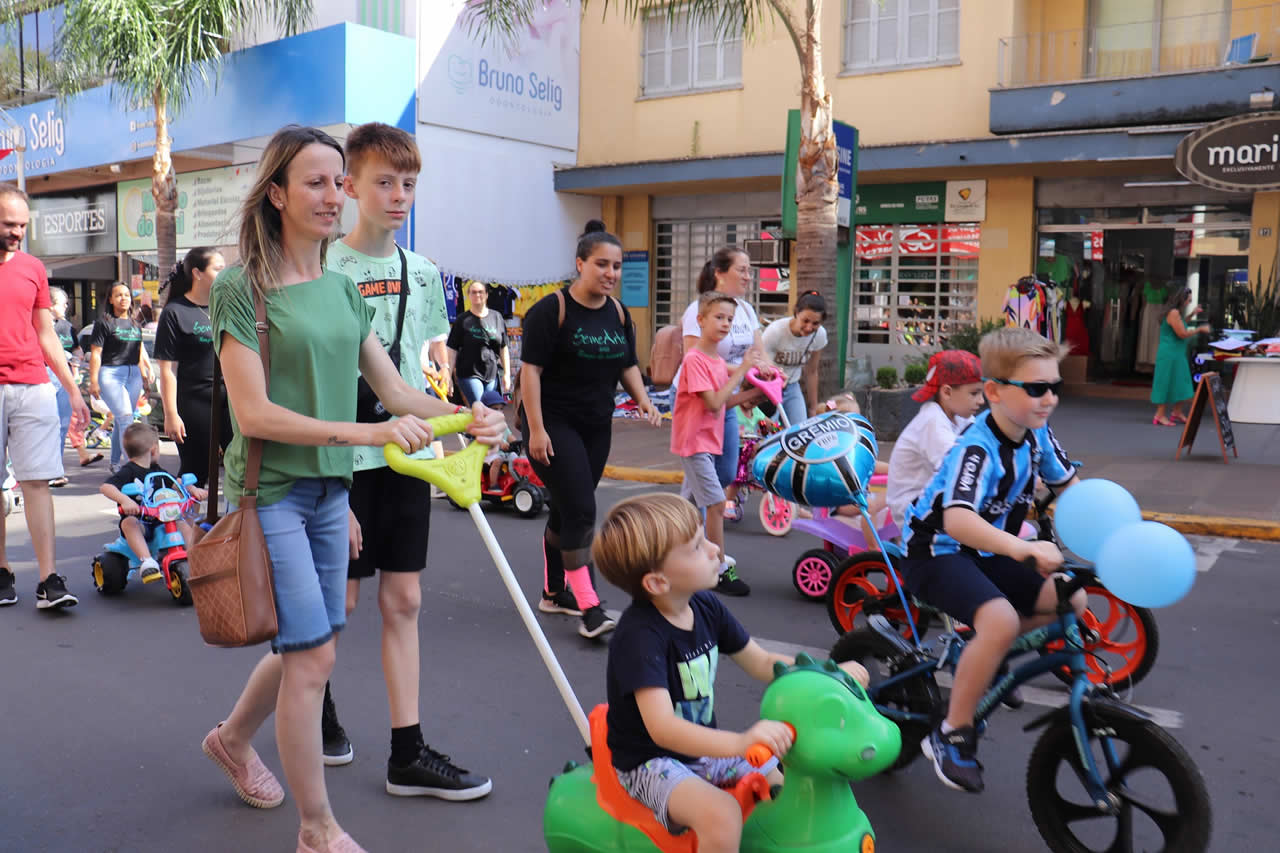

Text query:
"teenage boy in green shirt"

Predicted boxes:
[[322, 122, 492, 800]]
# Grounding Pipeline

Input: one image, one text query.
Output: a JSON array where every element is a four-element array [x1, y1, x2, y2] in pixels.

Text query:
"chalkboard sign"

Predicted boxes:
[[1175, 373, 1237, 463]]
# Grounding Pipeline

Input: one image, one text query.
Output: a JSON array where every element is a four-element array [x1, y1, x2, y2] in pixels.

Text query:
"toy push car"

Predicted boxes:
[[450, 441, 550, 518]]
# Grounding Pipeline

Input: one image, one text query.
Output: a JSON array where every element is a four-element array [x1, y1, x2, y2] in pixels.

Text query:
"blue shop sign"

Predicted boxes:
[[0, 24, 414, 181]]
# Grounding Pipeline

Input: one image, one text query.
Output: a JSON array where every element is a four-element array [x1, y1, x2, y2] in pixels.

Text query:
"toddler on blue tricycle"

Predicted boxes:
[[93, 422, 205, 605]]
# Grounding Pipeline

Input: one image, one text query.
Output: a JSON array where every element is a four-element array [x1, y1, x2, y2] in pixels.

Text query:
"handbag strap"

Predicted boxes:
[[387, 247, 410, 360], [204, 284, 271, 523]]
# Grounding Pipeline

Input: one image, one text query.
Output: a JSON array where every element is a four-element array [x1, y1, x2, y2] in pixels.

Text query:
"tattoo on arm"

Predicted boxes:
[[327, 436, 350, 446]]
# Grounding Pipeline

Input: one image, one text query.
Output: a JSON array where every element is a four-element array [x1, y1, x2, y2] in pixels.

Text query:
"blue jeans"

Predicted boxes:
[[229, 478, 349, 653], [780, 381, 807, 428], [99, 364, 142, 468], [713, 405, 740, 488], [458, 376, 497, 406], [49, 367, 71, 452]]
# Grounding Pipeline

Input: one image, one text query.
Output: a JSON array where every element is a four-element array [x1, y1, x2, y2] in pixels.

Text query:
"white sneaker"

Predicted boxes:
[[723, 554, 737, 569], [139, 559, 161, 583]]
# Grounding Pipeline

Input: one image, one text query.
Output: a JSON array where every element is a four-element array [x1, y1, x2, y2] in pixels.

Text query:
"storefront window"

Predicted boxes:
[[653, 220, 789, 329], [853, 224, 979, 350]]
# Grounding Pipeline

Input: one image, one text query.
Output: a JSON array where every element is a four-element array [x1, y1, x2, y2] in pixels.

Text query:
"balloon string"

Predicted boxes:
[[859, 505, 923, 650]]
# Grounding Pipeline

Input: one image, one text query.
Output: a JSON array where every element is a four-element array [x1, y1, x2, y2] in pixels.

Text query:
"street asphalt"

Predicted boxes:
[[0, 444, 1276, 852]]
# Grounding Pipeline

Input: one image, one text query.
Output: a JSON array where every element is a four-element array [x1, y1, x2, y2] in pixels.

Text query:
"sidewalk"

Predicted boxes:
[[605, 395, 1280, 537]]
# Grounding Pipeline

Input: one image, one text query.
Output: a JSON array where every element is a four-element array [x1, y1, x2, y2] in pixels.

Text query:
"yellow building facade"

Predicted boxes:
[[558, 0, 1277, 383]]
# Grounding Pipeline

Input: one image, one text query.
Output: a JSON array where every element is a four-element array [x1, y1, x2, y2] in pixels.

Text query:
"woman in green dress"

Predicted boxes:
[[1151, 286, 1210, 426]]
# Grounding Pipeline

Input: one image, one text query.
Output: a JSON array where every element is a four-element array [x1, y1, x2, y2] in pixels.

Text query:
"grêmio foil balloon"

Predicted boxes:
[[751, 412, 879, 508]]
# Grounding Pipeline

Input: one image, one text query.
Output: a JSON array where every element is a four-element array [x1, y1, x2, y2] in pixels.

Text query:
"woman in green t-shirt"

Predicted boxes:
[[201, 126, 503, 853]]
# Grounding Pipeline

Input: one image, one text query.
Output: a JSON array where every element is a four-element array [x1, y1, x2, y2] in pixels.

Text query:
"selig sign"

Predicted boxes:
[[1176, 113, 1280, 192]]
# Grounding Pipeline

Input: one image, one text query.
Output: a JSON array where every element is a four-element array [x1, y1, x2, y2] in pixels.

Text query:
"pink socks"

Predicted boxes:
[[564, 566, 600, 610]]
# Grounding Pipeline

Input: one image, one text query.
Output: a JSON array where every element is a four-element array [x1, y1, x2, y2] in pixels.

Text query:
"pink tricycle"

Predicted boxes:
[[789, 475, 901, 601], [726, 368, 796, 536]]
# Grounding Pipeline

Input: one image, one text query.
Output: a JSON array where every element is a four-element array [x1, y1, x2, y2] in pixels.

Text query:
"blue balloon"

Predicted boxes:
[[751, 412, 878, 508], [1054, 479, 1142, 562], [1096, 521, 1196, 608]]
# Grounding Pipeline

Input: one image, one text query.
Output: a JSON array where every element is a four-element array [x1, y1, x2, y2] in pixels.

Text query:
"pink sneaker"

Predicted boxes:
[[297, 831, 367, 853], [202, 722, 285, 809]]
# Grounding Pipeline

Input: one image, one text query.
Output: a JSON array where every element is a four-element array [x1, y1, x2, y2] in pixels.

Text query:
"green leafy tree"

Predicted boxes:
[[467, 0, 843, 395], [5, 0, 312, 281]]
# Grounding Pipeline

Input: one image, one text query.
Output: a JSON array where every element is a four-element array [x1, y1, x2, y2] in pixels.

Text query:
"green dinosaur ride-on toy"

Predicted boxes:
[[543, 653, 901, 853]]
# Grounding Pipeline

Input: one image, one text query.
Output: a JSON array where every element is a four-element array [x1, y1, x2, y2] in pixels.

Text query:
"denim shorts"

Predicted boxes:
[[229, 477, 349, 653]]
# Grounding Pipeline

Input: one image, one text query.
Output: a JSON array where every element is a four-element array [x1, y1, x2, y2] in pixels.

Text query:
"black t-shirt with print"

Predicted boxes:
[[521, 289, 637, 426], [104, 460, 171, 493], [447, 311, 507, 383], [90, 316, 143, 366], [606, 591, 751, 771], [153, 295, 215, 399], [54, 318, 75, 353]]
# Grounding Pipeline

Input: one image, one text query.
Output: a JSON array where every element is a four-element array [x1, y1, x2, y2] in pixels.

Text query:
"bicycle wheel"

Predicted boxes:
[[825, 550, 920, 637], [829, 628, 939, 771], [1043, 585, 1159, 688], [1027, 708, 1211, 853]]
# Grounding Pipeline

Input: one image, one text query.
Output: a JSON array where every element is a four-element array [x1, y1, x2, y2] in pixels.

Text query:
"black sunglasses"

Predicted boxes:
[[988, 377, 1063, 398]]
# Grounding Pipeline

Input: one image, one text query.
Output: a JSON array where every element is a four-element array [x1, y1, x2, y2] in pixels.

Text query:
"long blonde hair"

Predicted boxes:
[[237, 125, 345, 302]]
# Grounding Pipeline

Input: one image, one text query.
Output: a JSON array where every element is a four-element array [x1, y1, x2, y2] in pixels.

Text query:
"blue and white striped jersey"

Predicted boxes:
[[902, 412, 1075, 558]]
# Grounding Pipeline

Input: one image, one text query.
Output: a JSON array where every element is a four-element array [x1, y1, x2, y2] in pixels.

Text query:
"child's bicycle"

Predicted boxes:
[[825, 489, 1160, 689], [91, 470, 199, 606], [829, 560, 1210, 853]]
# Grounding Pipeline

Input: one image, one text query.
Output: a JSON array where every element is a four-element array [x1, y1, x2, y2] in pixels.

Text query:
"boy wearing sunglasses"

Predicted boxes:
[[900, 327, 1087, 794]]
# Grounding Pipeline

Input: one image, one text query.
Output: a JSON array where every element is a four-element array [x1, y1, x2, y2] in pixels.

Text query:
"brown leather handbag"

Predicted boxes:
[[187, 288, 278, 647]]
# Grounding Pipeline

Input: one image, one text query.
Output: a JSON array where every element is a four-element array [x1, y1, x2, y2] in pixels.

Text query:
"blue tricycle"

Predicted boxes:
[[91, 471, 199, 606]]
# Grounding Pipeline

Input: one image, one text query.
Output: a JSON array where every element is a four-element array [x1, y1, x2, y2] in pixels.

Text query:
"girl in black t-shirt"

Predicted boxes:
[[447, 280, 510, 404], [154, 246, 230, 485], [520, 220, 661, 639], [89, 282, 154, 471]]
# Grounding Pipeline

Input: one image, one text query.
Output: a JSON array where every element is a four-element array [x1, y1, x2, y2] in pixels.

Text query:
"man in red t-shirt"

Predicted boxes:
[[0, 185, 90, 609]]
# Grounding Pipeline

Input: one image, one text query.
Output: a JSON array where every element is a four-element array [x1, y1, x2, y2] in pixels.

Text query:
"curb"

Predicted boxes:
[[602, 466, 1280, 542]]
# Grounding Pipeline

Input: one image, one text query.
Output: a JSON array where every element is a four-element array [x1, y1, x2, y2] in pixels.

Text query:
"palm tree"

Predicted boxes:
[[14, 0, 312, 285], [467, 0, 841, 394]]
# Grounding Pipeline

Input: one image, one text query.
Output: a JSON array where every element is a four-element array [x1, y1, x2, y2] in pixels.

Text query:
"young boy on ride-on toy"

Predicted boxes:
[[99, 422, 206, 583], [594, 493, 869, 853], [900, 327, 1087, 794]]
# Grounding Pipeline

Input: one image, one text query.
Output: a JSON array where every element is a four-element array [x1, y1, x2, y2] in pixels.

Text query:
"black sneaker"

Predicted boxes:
[[539, 588, 581, 616], [321, 686, 354, 766], [715, 566, 751, 597], [35, 573, 78, 609], [0, 568, 16, 606], [386, 745, 493, 801], [921, 723, 984, 793], [578, 605, 616, 639]]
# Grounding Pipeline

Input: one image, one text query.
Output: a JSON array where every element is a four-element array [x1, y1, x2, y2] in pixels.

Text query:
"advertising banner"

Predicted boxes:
[[117, 163, 257, 252], [419, 1, 580, 151], [855, 226, 980, 261]]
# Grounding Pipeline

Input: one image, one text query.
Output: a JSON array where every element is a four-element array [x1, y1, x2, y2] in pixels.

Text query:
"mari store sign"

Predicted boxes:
[[1176, 113, 1280, 192]]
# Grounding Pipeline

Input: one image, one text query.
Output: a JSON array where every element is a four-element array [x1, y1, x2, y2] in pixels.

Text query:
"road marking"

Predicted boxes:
[[1187, 534, 1236, 573]]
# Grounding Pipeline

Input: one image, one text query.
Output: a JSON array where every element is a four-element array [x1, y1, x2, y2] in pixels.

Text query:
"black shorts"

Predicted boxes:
[[118, 515, 161, 538], [898, 551, 1046, 627], [347, 465, 433, 579]]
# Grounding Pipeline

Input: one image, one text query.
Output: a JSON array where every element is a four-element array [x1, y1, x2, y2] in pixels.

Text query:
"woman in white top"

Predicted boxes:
[[679, 247, 766, 500], [761, 290, 828, 426]]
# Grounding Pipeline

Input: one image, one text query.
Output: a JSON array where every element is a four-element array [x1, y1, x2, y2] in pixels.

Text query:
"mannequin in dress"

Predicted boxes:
[[1064, 292, 1091, 358]]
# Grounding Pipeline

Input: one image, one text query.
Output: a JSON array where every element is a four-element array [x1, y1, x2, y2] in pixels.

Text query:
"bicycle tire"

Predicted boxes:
[[829, 628, 940, 771], [825, 550, 917, 636], [1026, 708, 1211, 853], [1043, 585, 1159, 688]]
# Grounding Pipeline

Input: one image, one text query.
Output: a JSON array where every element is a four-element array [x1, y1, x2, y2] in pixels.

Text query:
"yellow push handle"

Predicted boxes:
[[383, 412, 485, 508]]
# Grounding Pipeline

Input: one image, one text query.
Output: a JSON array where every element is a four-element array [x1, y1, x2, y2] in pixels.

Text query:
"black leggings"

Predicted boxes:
[[176, 393, 232, 487], [528, 414, 611, 590]]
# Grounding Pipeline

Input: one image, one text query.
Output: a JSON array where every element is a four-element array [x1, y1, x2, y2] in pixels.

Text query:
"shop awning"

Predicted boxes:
[[43, 254, 118, 280]]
